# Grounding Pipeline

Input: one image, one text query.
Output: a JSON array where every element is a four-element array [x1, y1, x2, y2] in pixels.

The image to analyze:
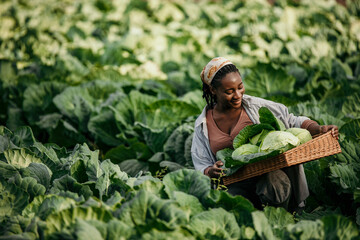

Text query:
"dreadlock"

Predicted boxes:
[[202, 64, 241, 109]]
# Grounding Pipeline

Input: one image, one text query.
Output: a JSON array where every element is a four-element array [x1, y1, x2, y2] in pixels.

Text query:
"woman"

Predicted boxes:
[[191, 57, 339, 211]]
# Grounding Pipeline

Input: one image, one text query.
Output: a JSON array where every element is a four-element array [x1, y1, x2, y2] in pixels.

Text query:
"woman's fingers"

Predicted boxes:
[[328, 125, 339, 139], [215, 160, 224, 167], [212, 167, 222, 174], [331, 127, 339, 140], [321, 125, 339, 140], [209, 166, 224, 177]]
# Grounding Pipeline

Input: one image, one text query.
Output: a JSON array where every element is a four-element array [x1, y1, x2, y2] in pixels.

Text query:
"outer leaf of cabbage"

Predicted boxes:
[[249, 129, 271, 146], [260, 131, 300, 153], [216, 148, 234, 163], [226, 150, 280, 168], [233, 124, 275, 149], [232, 144, 259, 159], [286, 128, 312, 144], [259, 107, 285, 131], [189, 208, 241, 240]]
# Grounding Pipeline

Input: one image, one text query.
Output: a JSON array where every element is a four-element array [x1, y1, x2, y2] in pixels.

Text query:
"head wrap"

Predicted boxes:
[[200, 57, 233, 86]]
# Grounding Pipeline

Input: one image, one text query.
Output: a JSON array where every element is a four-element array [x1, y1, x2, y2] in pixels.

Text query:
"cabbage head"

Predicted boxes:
[[260, 131, 300, 153], [249, 129, 271, 146], [286, 128, 312, 144], [232, 144, 259, 158]]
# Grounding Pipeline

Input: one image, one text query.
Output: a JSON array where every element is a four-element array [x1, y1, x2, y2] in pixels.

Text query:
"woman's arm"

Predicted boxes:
[[191, 125, 217, 175], [301, 120, 339, 140]]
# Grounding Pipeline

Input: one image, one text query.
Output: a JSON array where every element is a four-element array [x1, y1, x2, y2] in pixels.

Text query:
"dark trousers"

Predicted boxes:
[[227, 170, 291, 210]]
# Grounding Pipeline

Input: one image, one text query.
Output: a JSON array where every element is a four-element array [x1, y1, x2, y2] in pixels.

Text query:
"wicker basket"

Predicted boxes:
[[222, 131, 342, 186]]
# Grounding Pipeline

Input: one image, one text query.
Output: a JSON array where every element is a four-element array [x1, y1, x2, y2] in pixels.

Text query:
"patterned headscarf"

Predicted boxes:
[[200, 57, 233, 86]]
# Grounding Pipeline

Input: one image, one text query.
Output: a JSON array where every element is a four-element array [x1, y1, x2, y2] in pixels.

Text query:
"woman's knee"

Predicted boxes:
[[256, 170, 291, 208]]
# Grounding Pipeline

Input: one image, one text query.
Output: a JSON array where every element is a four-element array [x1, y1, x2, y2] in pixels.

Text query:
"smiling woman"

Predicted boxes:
[[191, 57, 339, 212]]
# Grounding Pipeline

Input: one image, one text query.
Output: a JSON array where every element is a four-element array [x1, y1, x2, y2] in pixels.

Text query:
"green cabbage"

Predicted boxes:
[[260, 131, 300, 153], [232, 144, 259, 158], [286, 128, 312, 144], [259, 107, 286, 131], [233, 124, 274, 149], [249, 129, 271, 146]]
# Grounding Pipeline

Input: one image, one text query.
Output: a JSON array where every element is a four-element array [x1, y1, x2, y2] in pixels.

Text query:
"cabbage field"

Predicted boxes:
[[0, 0, 360, 239]]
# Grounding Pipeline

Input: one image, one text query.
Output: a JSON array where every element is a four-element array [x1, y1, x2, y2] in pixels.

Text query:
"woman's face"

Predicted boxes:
[[211, 71, 245, 110]]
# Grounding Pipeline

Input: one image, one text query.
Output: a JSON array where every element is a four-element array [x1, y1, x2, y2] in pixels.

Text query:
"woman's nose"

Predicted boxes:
[[234, 89, 242, 99]]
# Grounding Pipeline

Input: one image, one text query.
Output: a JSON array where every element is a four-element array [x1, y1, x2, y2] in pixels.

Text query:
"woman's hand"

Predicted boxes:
[[302, 120, 339, 140], [205, 161, 224, 178], [320, 125, 339, 140]]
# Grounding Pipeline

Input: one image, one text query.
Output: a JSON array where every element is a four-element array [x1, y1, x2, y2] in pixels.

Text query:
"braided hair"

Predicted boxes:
[[202, 64, 241, 109]]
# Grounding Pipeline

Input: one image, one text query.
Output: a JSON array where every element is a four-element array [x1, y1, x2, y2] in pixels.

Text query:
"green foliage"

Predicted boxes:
[[322, 215, 360, 240], [340, 119, 360, 141], [252, 211, 278, 240], [285, 220, 325, 240], [244, 63, 296, 98], [23, 81, 67, 125], [189, 208, 241, 240], [0, 125, 358, 238], [0, 178, 30, 217], [162, 122, 194, 169], [116, 190, 188, 233], [163, 169, 210, 203], [0, 0, 359, 238], [263, 207, 295, 238], [4, 148, 42, 168], [329, 163, 360, 194], [44, 206, 113, 237], [203, 190, 255, 225]]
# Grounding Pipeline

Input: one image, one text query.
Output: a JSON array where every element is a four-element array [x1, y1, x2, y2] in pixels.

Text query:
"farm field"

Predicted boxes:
[[0, 0, 360, 239]]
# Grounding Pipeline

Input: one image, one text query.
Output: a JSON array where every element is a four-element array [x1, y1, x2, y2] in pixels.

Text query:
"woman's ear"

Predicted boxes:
[[209, 85, 216, 95]]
